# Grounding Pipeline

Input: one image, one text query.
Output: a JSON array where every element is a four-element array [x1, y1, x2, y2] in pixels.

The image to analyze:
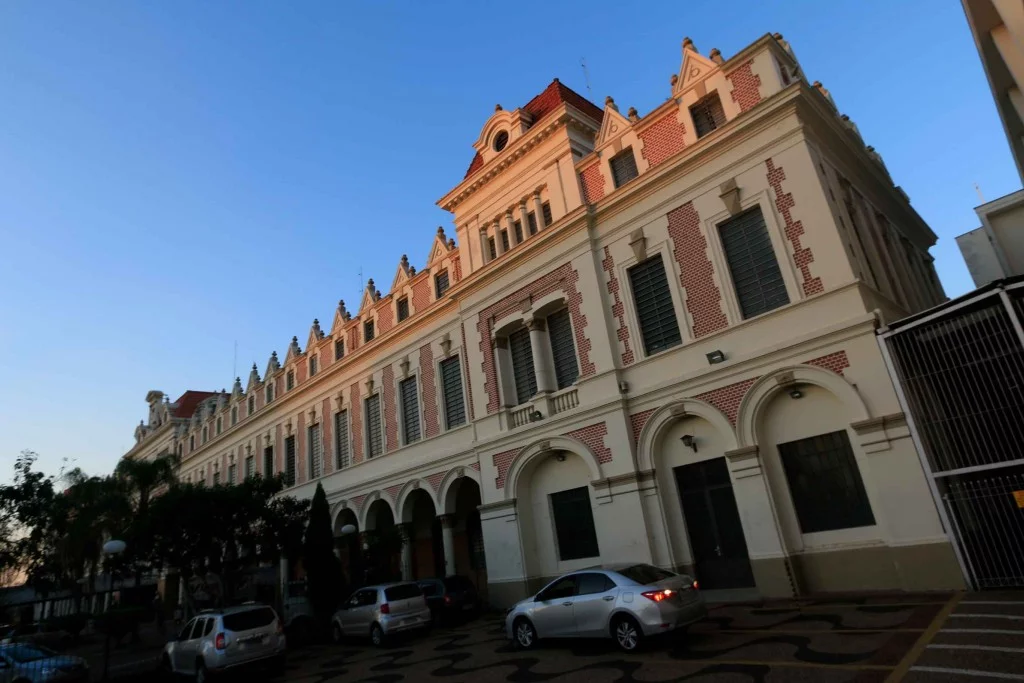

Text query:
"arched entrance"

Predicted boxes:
[[332, 507, 361, 591], [363, 498, 400, 584], [442, 475, 486, 596], [402, 488, 442, 579]]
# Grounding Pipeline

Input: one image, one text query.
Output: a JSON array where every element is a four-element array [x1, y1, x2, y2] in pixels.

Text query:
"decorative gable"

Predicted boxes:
[[285, 336, 303, 363], [596, 98, 632, 148], [674, 38, 720, 98], [306, 318, 324, 351], [330, 300, 351, 335], [359, 279, 381, 314], [264, 351, 281, 379], [472, 105, 535, 166], [247, 363, 262, 391], [426, 227, 452, 265], [391, 255, 412, 292]]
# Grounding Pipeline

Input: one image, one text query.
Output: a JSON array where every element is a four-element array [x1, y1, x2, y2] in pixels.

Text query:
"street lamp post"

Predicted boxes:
[[101, 539, 126, 682]]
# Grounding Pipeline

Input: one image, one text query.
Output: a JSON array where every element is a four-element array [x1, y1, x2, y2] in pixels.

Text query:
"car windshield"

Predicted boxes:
[[384, 584, 422, 601], [418, 582, 441, 596], [4, 644, 55, 663], [443, 576, 473, 591], [616, 564, 677, 585], [222, 608, 276, 632]]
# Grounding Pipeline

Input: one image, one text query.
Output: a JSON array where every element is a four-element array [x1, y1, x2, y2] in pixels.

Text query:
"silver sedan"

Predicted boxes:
[[504, 563, 706, 652]]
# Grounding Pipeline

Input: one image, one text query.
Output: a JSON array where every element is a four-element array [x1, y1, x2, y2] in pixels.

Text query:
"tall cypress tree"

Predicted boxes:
[[302, 483, 343, 630]]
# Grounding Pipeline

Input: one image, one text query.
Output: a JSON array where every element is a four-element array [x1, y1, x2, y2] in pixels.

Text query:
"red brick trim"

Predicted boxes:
[[727, 60, 762, 113], [452, 256, 463, 283], [478, 264, 594, 414], [350, 382, 363, 464], [638, 113, 686, 168], [351, 494, 367, 513], [696, 378, 759, 426], [382, 366, 398, 453], [420, 344, 440, 438], [347, 325, 360, 354], [384, 483, 402, 504], [566, 422, 612, 464], [460, 322, 475, 420], [376, 298, 395, 335], [603, 247, 634, 366], [469, 461, 480, 471], [580, 163, 606, 203], [493, 449, 518, 489], [426, 470, 446, 493], [668, 202, 729, 338], [411, 276, 431, 314], [630, 409, 656, 447], [806, 350, 849, 376], [767, 158, 824, 296]]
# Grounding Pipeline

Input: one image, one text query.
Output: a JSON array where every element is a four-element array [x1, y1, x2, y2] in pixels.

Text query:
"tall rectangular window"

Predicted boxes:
[[245, 456, 254, 479], [629, 254, 682, 355], [500, 229, 510, 252], [231, 406, 238, 426], [435, 271, 450, 298], [213, 471, 220, 486], [364, 319, 375, 342], [335, 410, 350, 469], [541, 202, 552, 226], [365, 395, 383, 458], [247, 395, 255, 416], [488, 236, 497, 260], [263, 446, 274, 477], [508, 326, 537, 405], [513, 220, 523, 243], [547, 308, 578, 389], [202, 426, 208, 444], [720, 207, 790, 319], [399, 377, 421, 444], [216, 417, 222, 435], [527, 212, 538, 235], [690, 92, 726, 138], [286, 370, 295, 390], [610, 148, 639, 188], [778, 430, 875, 534], [551, 487, 600, 561], [335, 339, 345, 361], [308, 423, 322, 479], [309, 355, 318, 377], [228, 462, 237, 485], [284, 436, 296, 487], [396, 297, 410, 322], [440, 356, 466, 429], [266, 383, 274, 404], [190, 434, 195, 451]]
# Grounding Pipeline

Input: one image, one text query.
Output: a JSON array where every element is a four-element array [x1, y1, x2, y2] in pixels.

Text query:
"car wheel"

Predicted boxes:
[[612, 615, 643, 652], [332, 622, 344, 644], [370, 623, 386, 647], [513, 618, 537, 650], [194, 659, 207, 683]]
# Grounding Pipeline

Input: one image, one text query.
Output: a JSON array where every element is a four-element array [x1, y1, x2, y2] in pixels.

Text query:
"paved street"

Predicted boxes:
[[277, 593, 958, 683]]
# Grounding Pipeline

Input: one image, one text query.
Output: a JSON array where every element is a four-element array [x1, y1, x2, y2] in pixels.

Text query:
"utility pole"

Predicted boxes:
[[581, 57, 593, 98]]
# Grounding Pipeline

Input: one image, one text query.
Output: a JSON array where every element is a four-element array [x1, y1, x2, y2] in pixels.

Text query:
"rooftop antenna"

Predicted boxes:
[[358, 266, 364, 295], [975, 183, 985, 204], [581, 57, 593, 98], [232, 340, 237, 383]]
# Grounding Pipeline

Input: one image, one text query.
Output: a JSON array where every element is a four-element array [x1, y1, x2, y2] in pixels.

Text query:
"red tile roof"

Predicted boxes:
[[171, 390, 217, 418], [463, 79, 602, 179]]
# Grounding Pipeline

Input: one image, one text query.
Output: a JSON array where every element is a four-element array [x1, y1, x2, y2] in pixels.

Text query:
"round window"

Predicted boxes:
[[493, 130, 509, 152]]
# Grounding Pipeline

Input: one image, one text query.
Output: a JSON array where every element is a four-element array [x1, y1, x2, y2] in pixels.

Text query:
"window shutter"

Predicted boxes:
[[335, 411, 350, 469], [228, 464, 236, 484], [500, 230, 510, 252], [245, 456, 254, 479], [514, 220, 523, 243], [309, 356, 318, 376], [527, 212, 538, 235], [263, 446, 274, 476], [365, 395, 383, 457], [488, 237, 497, 260], [285, 436, 296, 486], [335, 339, 345, 360], [397, 298, 409, 322], [690, 92, 726, 138], [719, 207, 789, 319], [610, 149, 639, 188], [440, 356, 466, 428], [629, 255, 683, 355], [247, 396, 254, 416], [435, 271, 450, 298], [508, 327, 538, 404], [308, 424, 322, 479], [364, 320, 375, 342], [547, 309, 578, 389], [400, 377, 421, 444], [550, 487, 600, 561], [542, 202, 553, 226]]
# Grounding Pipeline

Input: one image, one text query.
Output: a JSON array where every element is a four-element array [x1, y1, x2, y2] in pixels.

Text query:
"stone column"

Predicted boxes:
[[439, 514, 457, 577], [527, 317, 555, 395], [480, 229, 491, 264], [494, 337, 517, 407], [533, 191, 547, 230], [505, 210, 518, 248], [494, 217, 507, 256], [520, 200, 532, 237], [398, 524, 413, 581]]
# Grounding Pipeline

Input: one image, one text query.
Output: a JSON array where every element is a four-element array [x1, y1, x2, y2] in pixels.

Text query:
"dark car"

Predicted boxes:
[[416, 576, 480, 623]]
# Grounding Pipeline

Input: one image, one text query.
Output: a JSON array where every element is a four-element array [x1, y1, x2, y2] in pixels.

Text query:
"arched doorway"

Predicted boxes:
[[363, 498, 400, 584], [333, 508, 361, 591], [402, 489, 442, 579], [443, 476, 486, 597]]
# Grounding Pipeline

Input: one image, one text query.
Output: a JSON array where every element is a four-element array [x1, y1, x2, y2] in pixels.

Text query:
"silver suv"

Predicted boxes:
[[161, 604, 286, 682], [331, 583, 432, 647]]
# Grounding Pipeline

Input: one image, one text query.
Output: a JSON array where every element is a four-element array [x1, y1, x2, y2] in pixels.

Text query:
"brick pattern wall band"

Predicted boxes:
[[469, 461, 480, 471], [696, 377, 759, 426], [420, 344, 440, 438], [452, 256, 463, 283], [806, 350, 849, 376], [347, 325, 360, 354], [603, 247, 635, 366], [350, 382, 363, 464], [565, 422, 612, 464], [460, 322, 475, 420], [478, 263, 595, 414], [426, 470, 446, 493], [668, 202, 729, 338], [382, 366, 398, 453], [376, 299, 394, 335], [630, 409, 656, 447], [580, 163, 606, 204], [412, 276, 431, 314], [384, 483, 403, 505], [727, 60, 762, 113], [767, 158, 824, 296], [638, 113, 687, 168], [351, 494, 367, 515], [492, 449, 519, 489]]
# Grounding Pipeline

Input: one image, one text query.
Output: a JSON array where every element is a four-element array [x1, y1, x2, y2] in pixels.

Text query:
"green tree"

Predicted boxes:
[[301, 483, 342, 629]]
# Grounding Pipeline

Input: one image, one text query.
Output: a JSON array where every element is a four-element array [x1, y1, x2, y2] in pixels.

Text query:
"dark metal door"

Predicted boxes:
[[675, 458, 755, 589]]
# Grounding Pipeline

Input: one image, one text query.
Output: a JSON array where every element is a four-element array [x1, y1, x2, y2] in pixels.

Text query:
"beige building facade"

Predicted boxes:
[[125, 33, 964, 605]]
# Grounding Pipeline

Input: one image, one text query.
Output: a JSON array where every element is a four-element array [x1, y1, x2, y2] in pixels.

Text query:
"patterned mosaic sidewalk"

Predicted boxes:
[[277, 593, 955, 682]]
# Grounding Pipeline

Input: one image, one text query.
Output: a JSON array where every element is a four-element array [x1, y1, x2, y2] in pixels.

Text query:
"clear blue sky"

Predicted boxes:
[[0, 1, 1017, 481]]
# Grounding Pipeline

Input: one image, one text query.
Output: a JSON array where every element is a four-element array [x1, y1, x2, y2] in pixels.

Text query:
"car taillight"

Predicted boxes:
[[640, 589, 675, 603], [692, 580, 699, 591], [380, 603, 390, 615], [443, 595, 452, 605], [276, 618, 284, 634], [214, 633, 226, 650]]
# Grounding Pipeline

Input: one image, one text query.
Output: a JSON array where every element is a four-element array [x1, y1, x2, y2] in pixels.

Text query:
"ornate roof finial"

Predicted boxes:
[[494, 103, 503, 112], [408, 265, 416, 276], [682, 37, 696, 52], [670, 74, 678, 86], [627, 107, 639, 122], [448, 238, 456, 249], [367, 278, 375, 288], [604, 95, 618, 112], [271, 351, 278, 359], [400, 254, 409, 268], [436, 226, 446, 238], [292, 335, 298, 343], [773, 32, 784, 41], [709, 48, 723, 64], [252, 362, 257, 370]]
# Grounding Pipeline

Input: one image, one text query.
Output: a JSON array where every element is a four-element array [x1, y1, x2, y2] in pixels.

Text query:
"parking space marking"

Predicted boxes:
[[962, 601, 1024, 605], [886, 590, 962, 683], [943, 628, 1024, 635], [909, 666, 1024, 680], [632, 657, 893, 671], [927, 643, 1024, 654], [950, 613, 1024, 620]]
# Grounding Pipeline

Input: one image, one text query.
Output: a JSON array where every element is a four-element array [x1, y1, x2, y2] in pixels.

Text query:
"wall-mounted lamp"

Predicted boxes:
[[529, 410, 544, 422], [706, 350, 726, 365], [555, 453, 567, 462], [789, 388, 804, 399], [680, 434, 698, 452]]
